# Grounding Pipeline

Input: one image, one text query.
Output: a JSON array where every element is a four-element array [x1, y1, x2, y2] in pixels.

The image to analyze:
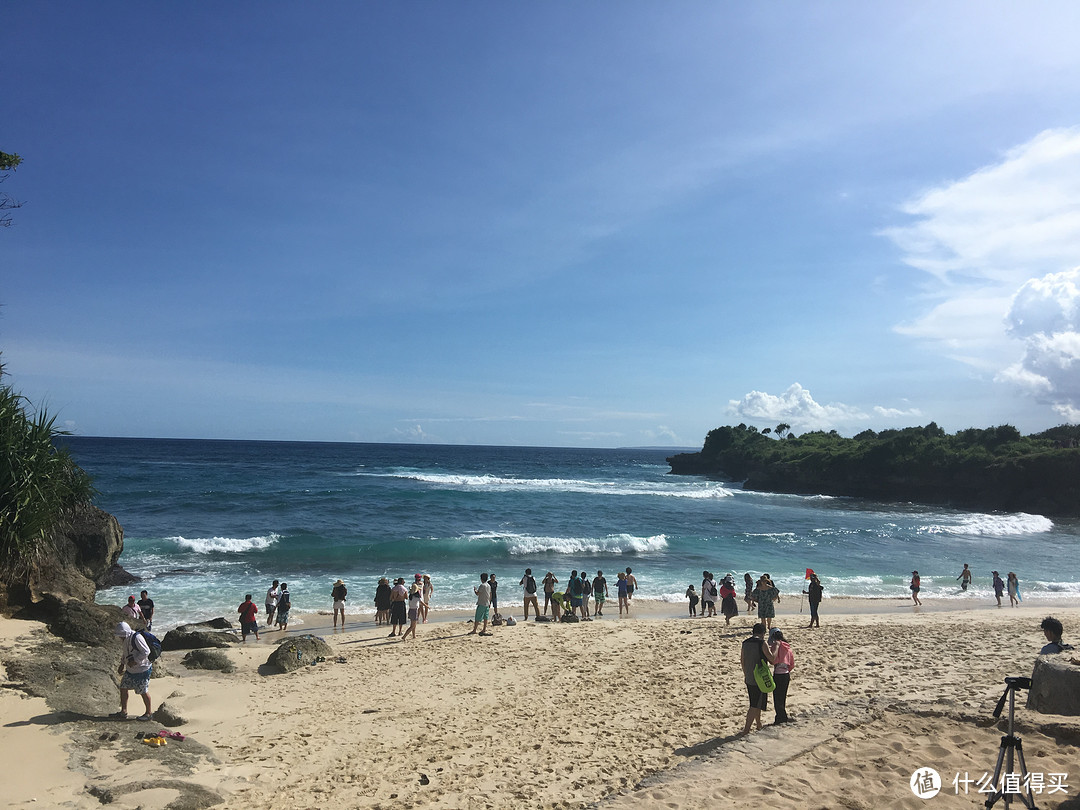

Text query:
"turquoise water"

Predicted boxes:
[[63, 437, 1080, 629]]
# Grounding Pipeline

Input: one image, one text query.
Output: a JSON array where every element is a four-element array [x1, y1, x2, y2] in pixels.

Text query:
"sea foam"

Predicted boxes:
[[369, 471, 734, 499], [918, 512, 1054, 536], [464, 531, 668, 556], [169, 534, 281, 554]]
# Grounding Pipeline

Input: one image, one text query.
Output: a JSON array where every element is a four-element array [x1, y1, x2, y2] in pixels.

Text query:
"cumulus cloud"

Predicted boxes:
[[728, 384, 926, 432], [884, 128, 1080, 420], [727, 384, 866, 430], [999, 267, 1080, 421]]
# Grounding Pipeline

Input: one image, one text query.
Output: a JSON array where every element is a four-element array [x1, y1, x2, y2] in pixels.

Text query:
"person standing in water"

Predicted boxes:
[[956, 564, 972, 591], [910, 571, 922, 606], [520, 568, 539, 620], [1007, 572, 1021, 607], [624, 567, 638, 601]]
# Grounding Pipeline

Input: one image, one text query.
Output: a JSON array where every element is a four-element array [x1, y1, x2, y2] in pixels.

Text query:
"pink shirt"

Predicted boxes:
[[772, 641, 794, 674]]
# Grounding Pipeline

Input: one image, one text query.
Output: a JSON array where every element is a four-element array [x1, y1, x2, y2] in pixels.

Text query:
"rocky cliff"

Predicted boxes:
[[0, 503, 136, 612]]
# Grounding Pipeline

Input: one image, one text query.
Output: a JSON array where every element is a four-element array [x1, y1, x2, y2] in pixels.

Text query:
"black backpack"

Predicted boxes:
[[525, 576, 536, 594]]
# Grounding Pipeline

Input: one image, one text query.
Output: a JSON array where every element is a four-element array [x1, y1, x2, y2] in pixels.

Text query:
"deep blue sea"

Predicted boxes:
[[62, 437, 1080, 630]]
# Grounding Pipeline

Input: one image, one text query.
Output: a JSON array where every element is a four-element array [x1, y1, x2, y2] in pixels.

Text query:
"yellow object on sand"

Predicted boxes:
[[141, 736, 167, 746]]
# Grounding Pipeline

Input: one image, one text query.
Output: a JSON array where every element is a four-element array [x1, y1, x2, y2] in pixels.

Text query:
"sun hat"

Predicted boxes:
[[115, 621, 133, 637], [414, 573, 423, 580], [334, 579, 344, 586]]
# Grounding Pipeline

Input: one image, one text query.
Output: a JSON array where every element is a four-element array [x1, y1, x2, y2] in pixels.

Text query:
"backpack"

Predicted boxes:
[[525, 576, 537, 595], [135, 629, 162, 662]]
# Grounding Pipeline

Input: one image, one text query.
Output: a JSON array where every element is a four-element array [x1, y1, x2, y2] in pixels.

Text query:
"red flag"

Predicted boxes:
[[805, 568, 814, 579]]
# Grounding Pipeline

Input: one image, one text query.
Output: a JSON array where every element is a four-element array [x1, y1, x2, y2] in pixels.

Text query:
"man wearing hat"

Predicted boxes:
[[331, 579, 348, 628], [112, 621, 152, 721]]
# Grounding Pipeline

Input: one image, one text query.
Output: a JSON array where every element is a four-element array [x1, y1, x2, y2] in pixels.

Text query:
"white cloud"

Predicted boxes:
[[727, 383, 868, 431], [873, 405, 923, 419], [884, 128, 1080, 417], [999, 267, 1080, 421]]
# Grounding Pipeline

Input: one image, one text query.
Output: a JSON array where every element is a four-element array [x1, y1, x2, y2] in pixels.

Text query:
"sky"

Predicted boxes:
[[4, 2, 1080, 448]]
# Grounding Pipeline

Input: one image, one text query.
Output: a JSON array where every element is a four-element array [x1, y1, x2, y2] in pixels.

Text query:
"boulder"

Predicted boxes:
[[1028, 653, 1080, 716], [182, 649, 236, 673], [33, 505, 126, 602], [153, 701, 188, 727], [32, 595, 128, 645], [265, 635, 334, 673], [162, 625, 239, 651]]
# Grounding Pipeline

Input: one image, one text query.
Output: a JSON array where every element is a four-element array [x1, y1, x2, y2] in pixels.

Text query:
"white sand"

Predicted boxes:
[[3, 597, 1079, 809]]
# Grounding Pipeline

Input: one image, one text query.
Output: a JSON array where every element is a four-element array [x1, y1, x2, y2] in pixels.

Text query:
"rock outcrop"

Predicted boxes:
[[1028, 653, 1080, 716], [265, 634, 334, 673], [162, 623, 240, 651], [1, 503, 136, 611]]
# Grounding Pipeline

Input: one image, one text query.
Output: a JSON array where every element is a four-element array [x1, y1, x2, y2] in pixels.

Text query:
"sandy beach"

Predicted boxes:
[[3, 596, 1079, 809]]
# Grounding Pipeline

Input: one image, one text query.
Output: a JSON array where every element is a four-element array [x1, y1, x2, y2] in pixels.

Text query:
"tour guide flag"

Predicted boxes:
[[805, 568, 814, 579]]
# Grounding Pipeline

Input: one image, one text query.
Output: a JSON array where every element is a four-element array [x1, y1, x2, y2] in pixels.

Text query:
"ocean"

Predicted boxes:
[[63, 437, 1080, 630]]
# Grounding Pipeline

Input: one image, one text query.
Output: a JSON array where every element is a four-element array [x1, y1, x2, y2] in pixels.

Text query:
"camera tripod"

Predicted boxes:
[[984, 676, 1037, 809]]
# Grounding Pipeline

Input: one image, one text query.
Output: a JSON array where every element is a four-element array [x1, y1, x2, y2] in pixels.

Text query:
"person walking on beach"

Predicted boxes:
[[374, 577, 392, 625], [331, 579, 348, 628], [753, 575, 780, 632], [593, 571, 608, 617], [909, 571, 922, 606], [542, 571, 558, 617], [617, 571, 630, 616], [744, 573, 757, 613], [238, 593, 260, 641], [276, 583, 292, 630], [137, 590, 155, 631], [719, 574, 739, 625], [625, 567, 638, 600], [112, 621, 153, 721], [1008, 572, 1021, 607], [768, 628, 795, 724], [521, 568, 539, 620], [992, 571, 1005, 607], [265, 580, 280, 626], [702, 571, 718, 618], [402, 581, 428, 641], [389, 577, 408, 637], [957, 564, 972, 591], [803, 573, 823, 628], [469, 572, 493, 636], [739, 623, 776, 736], [686, 584, 699, 617], [422, 574, 434, 622], [121, 595, 144, 625]]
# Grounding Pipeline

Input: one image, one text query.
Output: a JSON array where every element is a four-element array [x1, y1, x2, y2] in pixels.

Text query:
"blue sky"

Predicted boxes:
[[4, 2, 1080, 447]]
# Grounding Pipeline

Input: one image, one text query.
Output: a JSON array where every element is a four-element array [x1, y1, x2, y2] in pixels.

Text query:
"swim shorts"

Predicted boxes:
[[120, 667, 152, 695], [474, 605, 490, 623]]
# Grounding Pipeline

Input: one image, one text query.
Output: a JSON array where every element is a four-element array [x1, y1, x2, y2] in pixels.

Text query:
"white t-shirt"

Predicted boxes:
[[475, 582, 491, 607], [124, 632, 152, 673], [266, 587, 279, 607]]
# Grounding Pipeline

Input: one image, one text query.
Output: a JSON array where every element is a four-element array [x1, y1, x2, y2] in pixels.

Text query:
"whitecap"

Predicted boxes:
[[464, 531, 668, 556], [918, 512, 1053, 537], [168, 534, 280, 554]]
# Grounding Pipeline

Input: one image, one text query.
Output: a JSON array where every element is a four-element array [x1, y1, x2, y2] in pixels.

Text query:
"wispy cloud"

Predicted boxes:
[[883, 128, 1080, 422]]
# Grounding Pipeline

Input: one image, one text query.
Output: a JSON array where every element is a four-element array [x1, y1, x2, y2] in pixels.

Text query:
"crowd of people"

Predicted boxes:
[[910, 565, 1024, 607]]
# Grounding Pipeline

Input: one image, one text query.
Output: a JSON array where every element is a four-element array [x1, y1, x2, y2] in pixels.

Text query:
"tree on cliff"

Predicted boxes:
[[0, 359, 95, 587], [1, 150, 23, 228]]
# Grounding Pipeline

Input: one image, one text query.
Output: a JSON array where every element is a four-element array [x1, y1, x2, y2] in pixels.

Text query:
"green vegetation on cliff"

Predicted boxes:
[[0, 361, 95, 586], [668, 422, 1080, 516]]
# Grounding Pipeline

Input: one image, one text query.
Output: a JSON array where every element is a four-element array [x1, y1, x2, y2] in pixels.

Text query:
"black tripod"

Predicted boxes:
[[984, 676, 1037, 809]]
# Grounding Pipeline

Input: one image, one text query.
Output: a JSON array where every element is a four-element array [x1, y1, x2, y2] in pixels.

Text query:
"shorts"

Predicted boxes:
[[474, 604, 490, 623], [524, 591, 538, 601], [390, 602, 407, 626], [277, 609, 290, 625], [408, 607, 418, 622], [120, 666, 152, 695], [334, 600, 346, 610], [595, 593, 606, 604], [746, 682, 769, 711], [570, 597, 582, 608], [241, 620, 259, 635], [265, 603, 275, 614]]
